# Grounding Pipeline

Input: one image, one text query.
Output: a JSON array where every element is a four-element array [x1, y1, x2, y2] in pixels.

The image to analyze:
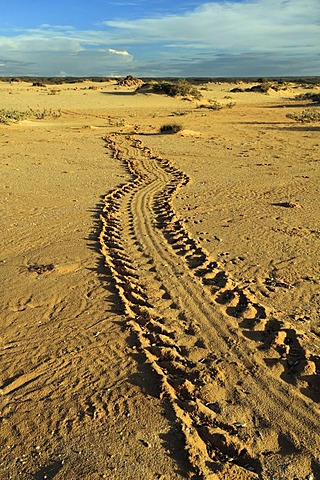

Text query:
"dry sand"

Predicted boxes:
[[0, 79, 319, 480]]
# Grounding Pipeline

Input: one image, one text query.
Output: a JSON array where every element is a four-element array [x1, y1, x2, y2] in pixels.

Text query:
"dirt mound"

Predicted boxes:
[[117, 75, 144, 88], [135, 82, 158, 94]]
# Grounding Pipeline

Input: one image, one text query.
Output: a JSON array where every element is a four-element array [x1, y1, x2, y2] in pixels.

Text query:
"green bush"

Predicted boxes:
[[197, 100, 236, 110], [154, 80, 202, 100], [0, 108, 61, 124], [0, 109, 29, 124]]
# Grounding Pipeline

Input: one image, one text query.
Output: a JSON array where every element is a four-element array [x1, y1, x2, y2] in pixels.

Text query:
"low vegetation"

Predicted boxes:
[[230, 81, 290, 94], [32, 82, 46, 87], [197, 100, 236, 110], [159, 123, 183, 134], [294, 92, 320, 104], [47, 89, 61, 95], [153, 80, 202, 100], [29, 108, 62, 119], [0, 109, 30, 123], [0, 108, 61, 124], [286, 109, 320, 123], [169, 110, 193, 116]]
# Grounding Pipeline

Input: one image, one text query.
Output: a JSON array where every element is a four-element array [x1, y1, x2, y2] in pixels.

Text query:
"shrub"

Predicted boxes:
[[0, 108, 61, 124], [154, 80, 202, 100], [198, 101, 223, 110], [169, 110, 192, 116], [160, 123, 183, 134], [286, 109, 320, 123], [32, 82, 46, 87], [197, 100, 236, 110], [294, 92, 320, 104], [245, 83, 271, 93], [0, 109, 29, 124], [48, 89, 61, 95], [28, 108, 61, 119]]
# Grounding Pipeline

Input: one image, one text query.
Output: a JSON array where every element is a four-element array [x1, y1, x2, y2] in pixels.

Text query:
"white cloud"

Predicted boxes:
[[108, 48, 131, 56], [104, 0, 320, 55], [0, 24, 134, 76], [0, 26, 108, 52], [0, 0, 318, 76]]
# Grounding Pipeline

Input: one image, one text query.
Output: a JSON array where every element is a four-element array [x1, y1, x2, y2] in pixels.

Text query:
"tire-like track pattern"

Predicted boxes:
[[99, 133, 320, 480]]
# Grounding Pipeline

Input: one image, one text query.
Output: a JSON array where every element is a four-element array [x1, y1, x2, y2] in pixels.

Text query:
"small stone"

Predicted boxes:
[[273, 331, 287, 345], [233, 422, 247, 428]]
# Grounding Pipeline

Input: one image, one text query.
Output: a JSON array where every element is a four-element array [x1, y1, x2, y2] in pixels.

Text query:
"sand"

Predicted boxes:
[[0, 79, 319, 480]]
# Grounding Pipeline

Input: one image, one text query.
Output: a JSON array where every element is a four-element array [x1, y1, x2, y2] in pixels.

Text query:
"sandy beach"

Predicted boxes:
[[0, 78, 319, 480]]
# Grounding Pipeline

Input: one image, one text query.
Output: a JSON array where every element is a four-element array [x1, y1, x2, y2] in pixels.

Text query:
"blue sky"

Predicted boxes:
[[0, 0, 319, 77]]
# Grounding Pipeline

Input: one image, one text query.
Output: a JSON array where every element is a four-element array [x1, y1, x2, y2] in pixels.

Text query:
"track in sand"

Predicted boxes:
[[100, 133, 319, 480]]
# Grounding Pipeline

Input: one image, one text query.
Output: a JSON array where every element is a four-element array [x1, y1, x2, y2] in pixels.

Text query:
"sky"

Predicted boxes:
[[0, 0, 319, 77]]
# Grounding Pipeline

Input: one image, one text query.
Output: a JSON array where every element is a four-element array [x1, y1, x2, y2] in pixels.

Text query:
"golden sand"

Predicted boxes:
[[1, 79, 319, 479]]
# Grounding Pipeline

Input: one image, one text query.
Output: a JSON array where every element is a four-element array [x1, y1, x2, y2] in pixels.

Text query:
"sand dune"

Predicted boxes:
[[0, 79, 319, 479]]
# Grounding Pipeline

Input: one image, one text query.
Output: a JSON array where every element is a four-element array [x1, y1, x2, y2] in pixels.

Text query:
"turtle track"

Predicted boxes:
[[149, 138, 319, 397], [99, 133, 319, 479]]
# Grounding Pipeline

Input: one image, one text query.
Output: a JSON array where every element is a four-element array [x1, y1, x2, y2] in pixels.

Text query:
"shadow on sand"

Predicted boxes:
[[100, 91, 137, 96]]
